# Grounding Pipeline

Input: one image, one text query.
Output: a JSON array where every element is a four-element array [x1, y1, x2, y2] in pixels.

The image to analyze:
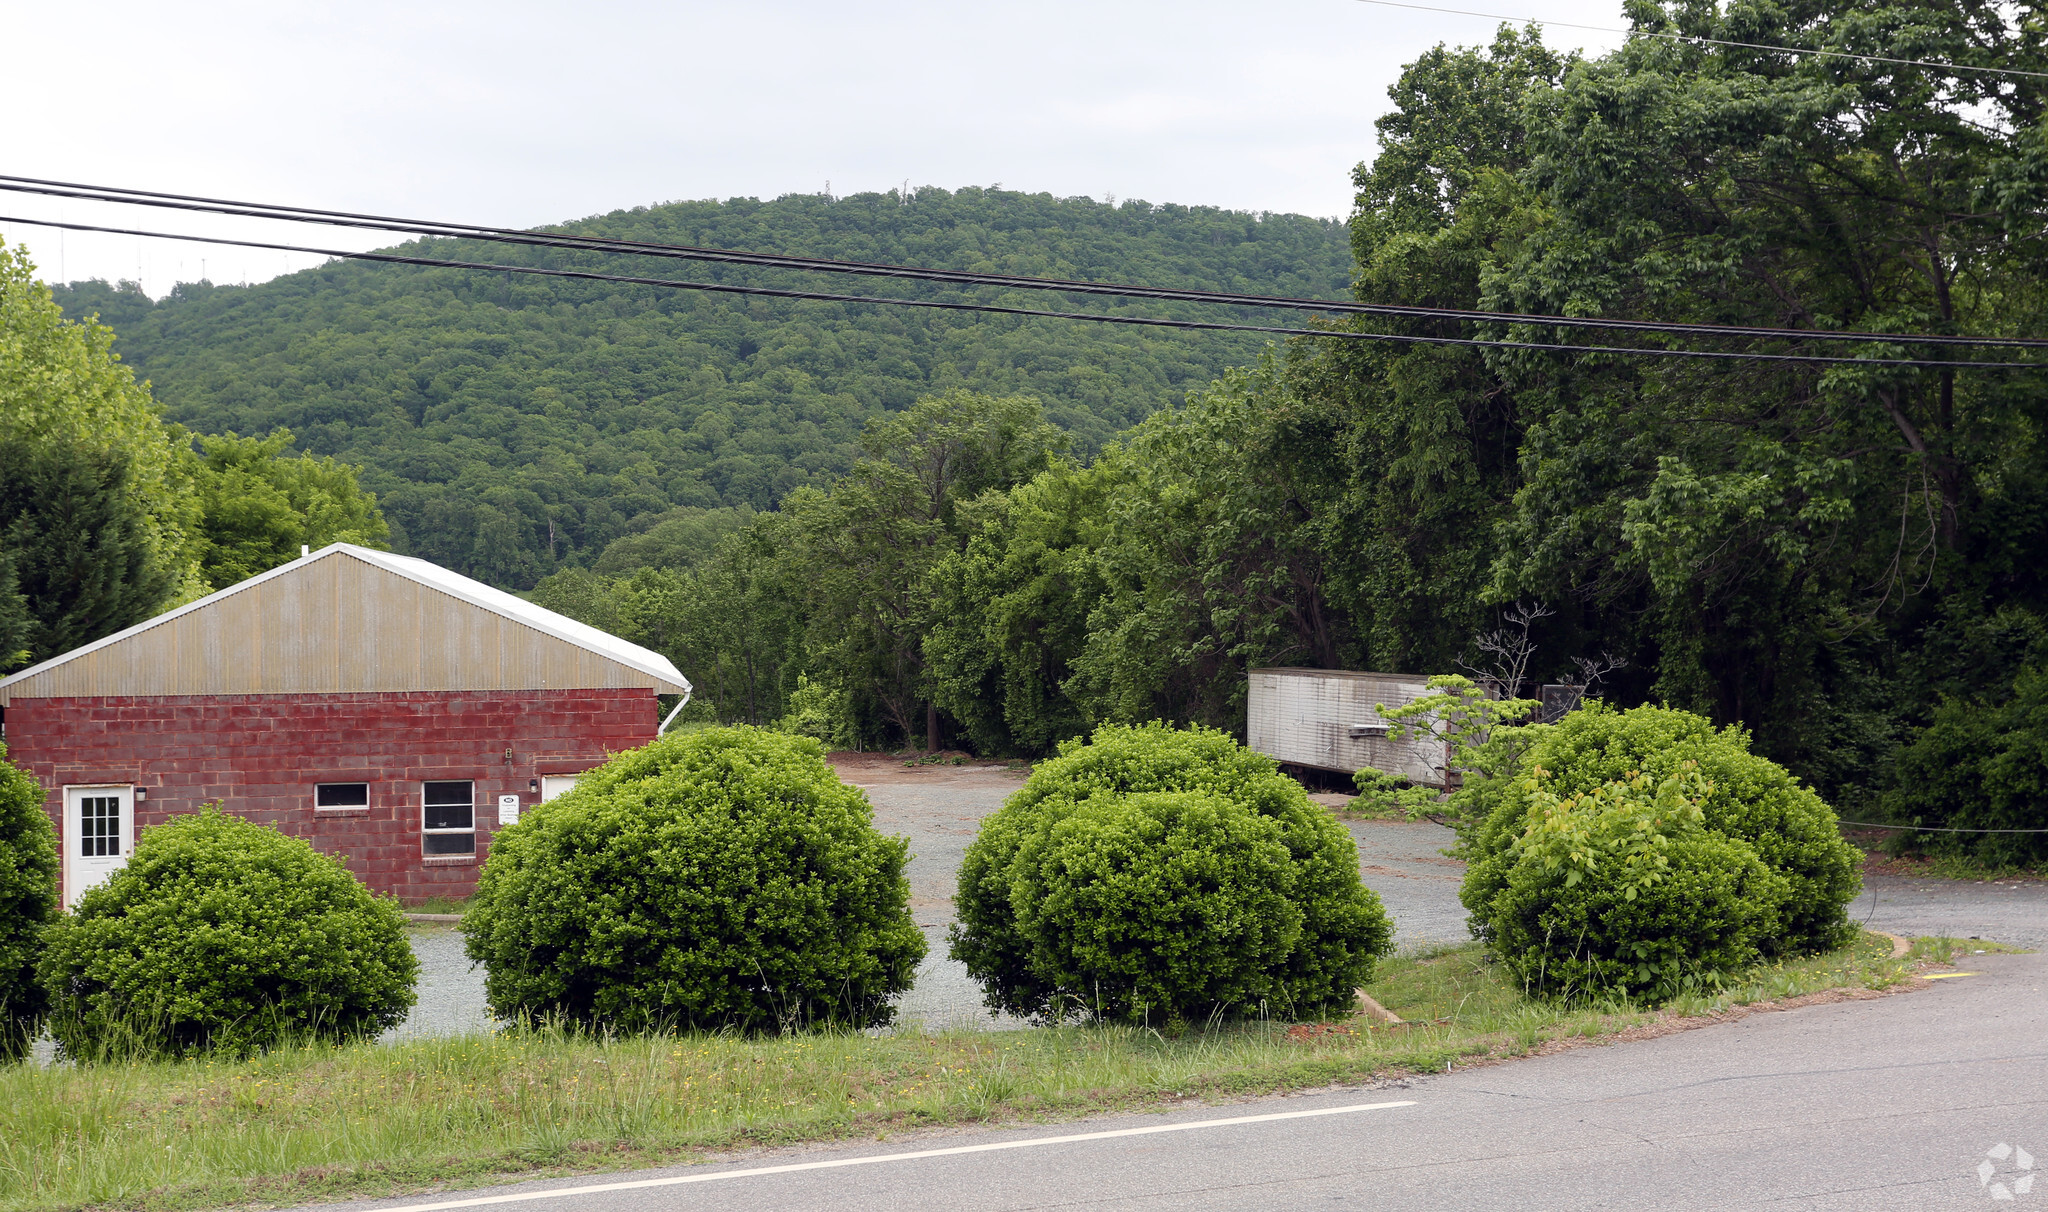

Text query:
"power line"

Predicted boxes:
[[4, 173, 2045, 351], [6, 212, 2044, 371], [1838, 820, 2048, 834], [1350, 0, 2048, 82]]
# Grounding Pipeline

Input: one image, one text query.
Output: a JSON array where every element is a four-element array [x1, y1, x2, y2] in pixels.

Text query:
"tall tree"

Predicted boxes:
[[0, 239, 199, 667], [1480, 0, 2048, 770], [189, 427, 390, 588], [0, 441, 176, 666], [789, 390, 1065, 748]]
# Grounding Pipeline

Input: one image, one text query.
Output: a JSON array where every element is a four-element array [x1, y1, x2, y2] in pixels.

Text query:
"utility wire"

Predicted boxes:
[[5, 173, 2045, 351], [1350, 0, 2048, 82], [7, 213, 2045, 371], [1838, 820, 2048, 834]]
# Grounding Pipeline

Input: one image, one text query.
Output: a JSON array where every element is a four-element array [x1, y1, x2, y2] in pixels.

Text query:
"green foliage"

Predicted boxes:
[[1461, 704, 1862, 958], [925, 359, 1382, 748], [38, 806, 417, 1059], [1484, 800, 1787, 1002], [0, 439, 177, 671], [0, 746, 57, 1061], [1066, 361, 1366, 728], [1465, 763, 1793, 1001], [0, 239, 200, 668], [1882, 666, 2048, 866], [188, 428, 390, 586], [1006, 791, 1308, 1026], [0, 549, 27, 671], [0, 243, 389, 673], [52, 191, 1353, 590], [590, 506, 755, 574], [774, 675, 858, 749], [924, 457, 1110, 755], [463, 727, 924, 1032], [784, 390, 1066, 745], [1353, 674, 1541, 817], [950, 722, 1393, 1023]]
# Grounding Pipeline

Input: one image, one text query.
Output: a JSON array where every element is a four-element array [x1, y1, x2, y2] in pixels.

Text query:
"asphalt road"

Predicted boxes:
[[314, 949, 2048, 1211]]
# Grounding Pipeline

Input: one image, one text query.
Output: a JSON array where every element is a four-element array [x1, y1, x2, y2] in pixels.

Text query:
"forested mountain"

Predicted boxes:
[[51, 189, 1351, 588]]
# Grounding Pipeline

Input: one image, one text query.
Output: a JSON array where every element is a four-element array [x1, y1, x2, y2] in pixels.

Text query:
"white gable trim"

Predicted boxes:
[[0, 544, 690, 697]]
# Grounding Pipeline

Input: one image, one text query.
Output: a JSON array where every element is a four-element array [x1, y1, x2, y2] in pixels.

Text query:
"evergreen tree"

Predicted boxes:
[[0, 441, 175, 663]]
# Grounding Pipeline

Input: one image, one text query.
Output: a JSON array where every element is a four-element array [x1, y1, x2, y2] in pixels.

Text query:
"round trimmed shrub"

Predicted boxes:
[[1461, 703, 1861, 956], [0, 746, 58, 1061], [1470, 766, 1792, 1001], [39, 806, 417, 1059], [1491, 833, 1786, 1001], [950, 722, 1393, 1024], [463, 726, 925, 1032]]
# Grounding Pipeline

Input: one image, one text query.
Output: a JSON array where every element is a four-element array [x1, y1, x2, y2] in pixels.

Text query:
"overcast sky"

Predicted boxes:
[[2, 0, 1631, 297]]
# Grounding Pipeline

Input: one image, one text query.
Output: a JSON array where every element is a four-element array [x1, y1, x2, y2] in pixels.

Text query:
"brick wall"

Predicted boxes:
[[3, 688, 660, 902]]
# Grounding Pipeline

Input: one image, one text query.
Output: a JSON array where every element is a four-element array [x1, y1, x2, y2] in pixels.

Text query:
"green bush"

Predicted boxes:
[[773, 674, 859, 749], [1469, 766, 1790, 1001], [0, 746, 58, 1061], [950, 722, 1393, 1024], [38, 806, 417, 1059], [1461, 703, 1861, 956], [463, 726, 924, 1032], [1882, 667, 2048, 867]]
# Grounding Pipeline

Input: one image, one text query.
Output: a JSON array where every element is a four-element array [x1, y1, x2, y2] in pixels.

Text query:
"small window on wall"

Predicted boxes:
[[316, 783, 369, 810], [422, 781, 475, 855], [540, 775, 583, 803]]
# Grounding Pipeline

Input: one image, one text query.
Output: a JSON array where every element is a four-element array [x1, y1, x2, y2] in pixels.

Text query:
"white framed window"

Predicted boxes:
[[540, 774, 584, 802], [315, 782, 370, 810], [422, 780, 475, 855]]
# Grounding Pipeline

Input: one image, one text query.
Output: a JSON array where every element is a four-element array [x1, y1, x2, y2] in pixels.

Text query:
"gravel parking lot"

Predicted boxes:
[[383, 761, 1479, 1038], [369, 770, 2048, 1040]]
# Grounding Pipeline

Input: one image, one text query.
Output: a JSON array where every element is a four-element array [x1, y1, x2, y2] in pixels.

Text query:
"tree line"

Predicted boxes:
[[534, 6, 2048, 847], [12, 0, 2048, 853]]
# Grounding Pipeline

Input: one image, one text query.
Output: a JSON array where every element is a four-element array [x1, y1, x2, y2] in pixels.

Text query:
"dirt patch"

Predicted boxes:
[[830, 751, 1031, 787], [1286, 1022, 1360, 1043], [1856, 850, 2048, 882], [1360, 863, 1460, 883]]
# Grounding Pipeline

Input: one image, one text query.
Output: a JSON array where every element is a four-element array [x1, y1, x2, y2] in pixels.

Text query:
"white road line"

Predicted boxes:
[[365, 1100, 1417, 1212]]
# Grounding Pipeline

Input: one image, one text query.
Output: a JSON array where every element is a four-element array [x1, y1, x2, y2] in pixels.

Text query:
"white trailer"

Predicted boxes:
[[1245, 668, 1451, 787]]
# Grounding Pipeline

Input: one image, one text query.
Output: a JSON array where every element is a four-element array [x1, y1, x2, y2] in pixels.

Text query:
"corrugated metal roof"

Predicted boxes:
[[0, 543, 691, 704]]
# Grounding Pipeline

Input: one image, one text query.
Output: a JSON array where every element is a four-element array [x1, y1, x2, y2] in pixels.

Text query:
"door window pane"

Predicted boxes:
[[79, 796, 121, 857]]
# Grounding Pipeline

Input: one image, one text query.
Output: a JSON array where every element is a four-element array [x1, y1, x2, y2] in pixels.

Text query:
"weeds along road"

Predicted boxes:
[[311, 950, 2047, 1211]]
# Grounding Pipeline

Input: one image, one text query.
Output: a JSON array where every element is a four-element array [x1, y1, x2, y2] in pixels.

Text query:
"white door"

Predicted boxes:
[[64, 785, 134, 909], [540, 775, 583, 802]]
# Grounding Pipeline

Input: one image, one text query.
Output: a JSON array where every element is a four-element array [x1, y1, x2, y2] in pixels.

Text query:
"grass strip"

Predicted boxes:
[[0, 931, 1945, 1212]]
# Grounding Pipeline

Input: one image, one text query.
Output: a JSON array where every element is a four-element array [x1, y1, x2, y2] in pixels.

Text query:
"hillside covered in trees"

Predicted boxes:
[[52, 189, 1351, 588]]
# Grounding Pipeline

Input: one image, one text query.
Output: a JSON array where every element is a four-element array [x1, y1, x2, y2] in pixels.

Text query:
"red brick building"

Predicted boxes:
[[0, 544, 691, 905]]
